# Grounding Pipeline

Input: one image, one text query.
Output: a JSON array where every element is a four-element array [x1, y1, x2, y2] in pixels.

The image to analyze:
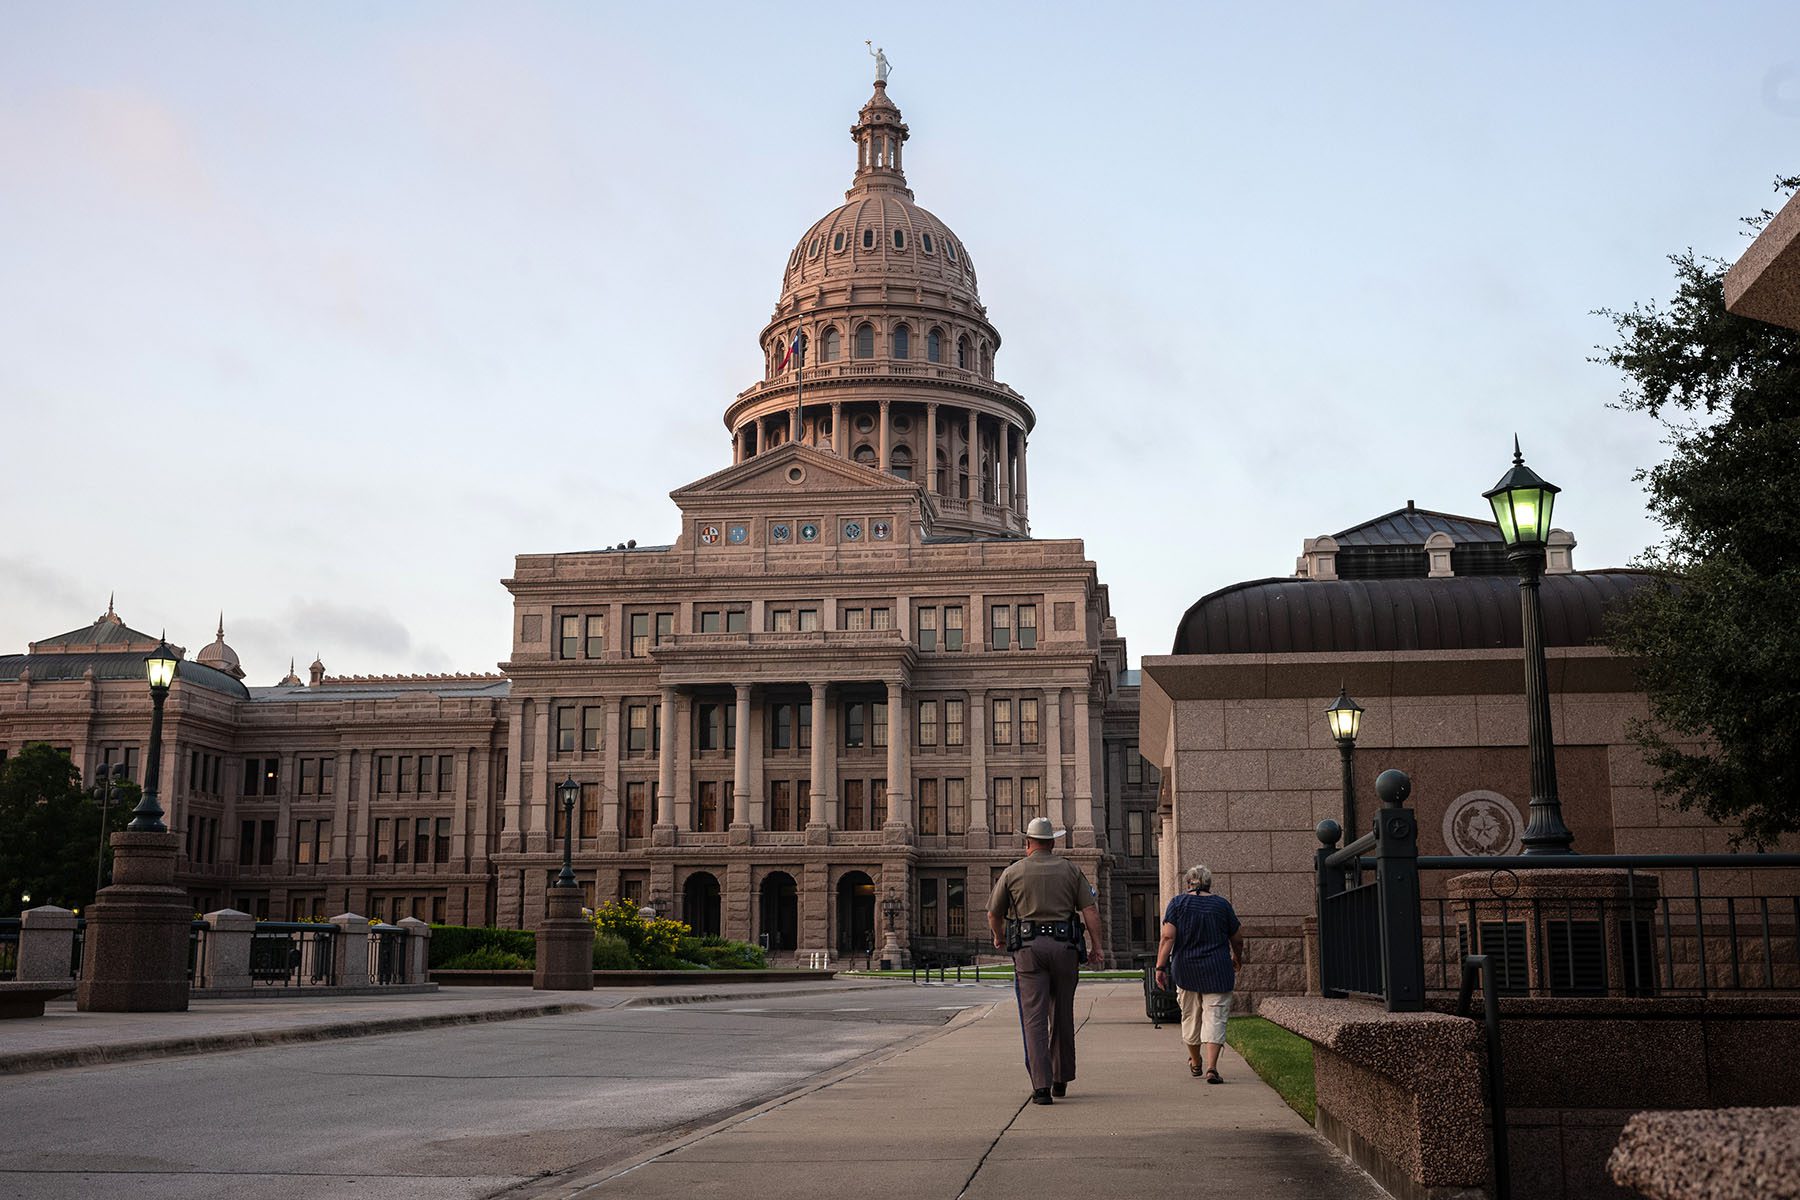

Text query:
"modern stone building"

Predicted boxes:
[[0, 79, 1161, 962]]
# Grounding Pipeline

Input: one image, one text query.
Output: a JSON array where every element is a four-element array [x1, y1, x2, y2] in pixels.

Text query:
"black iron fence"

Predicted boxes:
[[248, 922, 338, 987], [368, 923, 407, 984], [1317, 771, 1800, 1010]]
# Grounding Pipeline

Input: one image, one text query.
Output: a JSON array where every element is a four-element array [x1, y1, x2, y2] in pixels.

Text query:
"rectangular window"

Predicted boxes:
[[243, 757, 260, 797], [871, 779, 887, 826], [628, 705, 648, 753], [771, 607, 794, 633], [556, 707, 577, 754], [1021, 776, 1041, 826], [434, 816, 451, 862], [398, 755, 414, 794], [298, 758, 316, 795], [259, 819, 276, 866], [393, 818, 409, 865], [560, 615, 580, 659], [698, 703, 723, 752], [630, 613, 651, 657], [871, 702, 888, 749], [871, 607, 892, 631], [418, 754, 435, 792], [433, 895, 447, 925], [1127, 810, 1146, 858], [770, 703, 793, 750], [1020, 697, 1040, 745], [625, 782, 648, 838], [991, 604, 1012, 650], [582, 614, 604, 658], [918, 878, 938, 937], [655, 612, 673, 646], [699, 609, 722, 633], [798, 702, 812, 749], [917, 606, 937, 651], [377, 755, 394, 794], [1130, 892, 1149, 944], [295, 819, 314, 863], [582, 707, 602, 753], [798, 607, 819, 632], [992, 698, 1013, 746], [993, 777, 1015, 835], [437, 755, 452, 794], [770, 779, 792, 831], [414, 817, 431, 865], [843, 779, 864, 831], [374, 818, 390, 864], [727, 608, 747, 633], [239, 819, 256, 865], [843, 607, 867, 631], [580, 783, 599, 839], [918, 777, 940, 835], [1018, 604, 1038, 649], [321, 757, 336, 797], [946, 777, 967, 835], [945, 699, 965, 747], [844, 703, 865, 749], [696, 781, 720, 832], [944, 605, 964, 651], [918, 700, 938, 747]]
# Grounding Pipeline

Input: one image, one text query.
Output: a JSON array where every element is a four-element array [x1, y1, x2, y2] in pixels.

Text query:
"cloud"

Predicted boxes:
[[0, 556, 95, 618], [0, 87, 214, 213]]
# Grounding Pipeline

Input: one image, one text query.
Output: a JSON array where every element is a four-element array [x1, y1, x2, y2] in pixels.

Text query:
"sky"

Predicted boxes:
[[2, 2, 1796, 680]]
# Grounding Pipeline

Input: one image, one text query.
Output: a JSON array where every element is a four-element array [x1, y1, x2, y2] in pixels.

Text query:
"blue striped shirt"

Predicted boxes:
[[1163, 892, 1240, 994]]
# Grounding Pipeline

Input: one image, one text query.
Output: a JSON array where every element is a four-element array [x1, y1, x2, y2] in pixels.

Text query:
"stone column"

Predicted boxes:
[[1045, 690, 1065, 830], [656, 686, 678, 840], [1000, 426, 1012, 509], [925, 402, 939, 493], [970, 689, 989, 833], [397, 916, 432, 984], [77, 832, 190, 1012], [535, 885, 594, 990], [808, 682, 830, 838], [674, 699, 693, 832], [17, 905, 78, 982], [331, 912, 371, 988], [884, 680, 910, 833], [965, 408, 978, 503], [1017, 433, 1029, 518], [731, 684, 753, 842], [832, 400, 844, 455], [199, 908, 255, 989], [1073, 688, 1096, 845], [879, 399, 892, 471], [532, 701, 551, 851]]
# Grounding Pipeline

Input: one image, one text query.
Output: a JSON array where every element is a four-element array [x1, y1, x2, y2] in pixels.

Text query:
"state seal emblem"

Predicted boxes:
[[1442, 790, 1524, 856]]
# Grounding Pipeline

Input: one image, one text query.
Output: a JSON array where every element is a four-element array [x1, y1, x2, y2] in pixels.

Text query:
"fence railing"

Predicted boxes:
[[1316, 771, 1800, 1010], [248, 923, 339, 987], [368, 923, 407, 985]]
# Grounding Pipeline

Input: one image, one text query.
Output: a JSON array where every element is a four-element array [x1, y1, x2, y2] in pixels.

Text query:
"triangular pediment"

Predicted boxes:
[[672, 442, 920, 499]]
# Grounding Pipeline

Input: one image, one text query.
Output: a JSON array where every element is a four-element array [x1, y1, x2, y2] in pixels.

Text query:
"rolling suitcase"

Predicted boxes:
[[1144, 963, 1180, 1028]]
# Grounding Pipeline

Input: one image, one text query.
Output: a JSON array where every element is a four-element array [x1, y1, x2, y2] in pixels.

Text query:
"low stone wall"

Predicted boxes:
[[431, 968, 838, 987], [1260, 995, 1489, 1200], [1608, 1106, 1800, 1200]]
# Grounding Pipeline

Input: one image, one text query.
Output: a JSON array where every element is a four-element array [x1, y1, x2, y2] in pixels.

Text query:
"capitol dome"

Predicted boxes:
[[726, 78, 1033, 539], [195, 614, 246, 680]]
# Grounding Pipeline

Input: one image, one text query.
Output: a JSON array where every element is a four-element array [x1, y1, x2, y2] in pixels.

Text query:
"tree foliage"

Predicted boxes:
[[1595, 175, 1800, 846], [0, 742, 136, 915]]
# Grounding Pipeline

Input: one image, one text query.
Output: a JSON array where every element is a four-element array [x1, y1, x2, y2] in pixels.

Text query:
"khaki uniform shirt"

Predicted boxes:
[[988, 852, 1096, 921]]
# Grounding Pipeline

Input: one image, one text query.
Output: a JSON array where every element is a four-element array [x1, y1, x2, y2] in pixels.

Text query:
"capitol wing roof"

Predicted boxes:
[[1332, 506, 1504, 548], [672, 442, 917, 498]]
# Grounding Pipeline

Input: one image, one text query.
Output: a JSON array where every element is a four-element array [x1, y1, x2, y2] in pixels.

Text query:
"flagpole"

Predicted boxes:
[[791, 330, 803, 443]]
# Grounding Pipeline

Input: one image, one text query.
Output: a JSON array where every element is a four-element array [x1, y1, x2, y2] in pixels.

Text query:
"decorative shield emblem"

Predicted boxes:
[[844, 521, 863, 541], [1442, 791, 1524, 856], [799, 522, 819, 542], [727, 523, 748, 544], [699, 524, 721, 545], [771, 523, 791, 543], [872, 520, 891, 540]]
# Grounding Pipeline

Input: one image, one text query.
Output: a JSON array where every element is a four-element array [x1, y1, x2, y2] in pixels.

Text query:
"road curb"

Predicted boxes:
[[0, 1001, 603, 1076], [618, 981, 888, 1008]]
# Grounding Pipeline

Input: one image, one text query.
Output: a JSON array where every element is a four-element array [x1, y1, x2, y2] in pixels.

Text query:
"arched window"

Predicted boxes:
[[809, 237, 821, 258], [922, 232, 934, 254], [855, 323, 875, 359], [957, 336, 970, 369], [853, 445, 876, 465], [863, 228, 874, 250], [821, 327, 840, 363], [958, 453, 970, 499], [893, 229, 906, 250], [980, 342, 992, 378], [833, 231, 845, 252], [947, 242, 958, 263], [892, 324, 910, 360], [927, 328, 943, 363], [891, 445, 913, 481]]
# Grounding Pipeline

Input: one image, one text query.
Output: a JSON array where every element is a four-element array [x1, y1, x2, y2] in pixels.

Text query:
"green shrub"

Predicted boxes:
[[429, 925, 537, 968], [588, 900, 690, 968], [677, 936, 767, 969], [592, 932, 635, 970], [440, 945, 533, 971]]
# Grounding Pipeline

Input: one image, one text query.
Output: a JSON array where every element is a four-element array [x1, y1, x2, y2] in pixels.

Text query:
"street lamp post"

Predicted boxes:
[[555, 776, 580, 889], [128, 641, 179, 832], [94, 762, 128, 897], [1324, 685, 1364, 842], [881, 888, 900, 933], [1484, 437, 1575, 854]]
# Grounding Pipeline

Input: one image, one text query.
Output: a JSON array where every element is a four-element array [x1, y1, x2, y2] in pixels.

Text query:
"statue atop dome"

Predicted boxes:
[[866, 41, 891, 83]]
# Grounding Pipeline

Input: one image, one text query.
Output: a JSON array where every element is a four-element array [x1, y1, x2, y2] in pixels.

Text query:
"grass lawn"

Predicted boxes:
[[840, 967, 1143, 980], [1224, 1016, 1316, 1124]]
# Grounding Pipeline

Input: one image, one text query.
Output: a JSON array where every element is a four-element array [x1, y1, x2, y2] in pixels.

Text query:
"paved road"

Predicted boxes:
[[0, 986, 984, 1200]]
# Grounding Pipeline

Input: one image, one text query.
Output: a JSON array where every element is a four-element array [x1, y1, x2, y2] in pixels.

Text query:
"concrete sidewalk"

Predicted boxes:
[[0, 981, 881, 1075], [550, 982, 1386, 1199]]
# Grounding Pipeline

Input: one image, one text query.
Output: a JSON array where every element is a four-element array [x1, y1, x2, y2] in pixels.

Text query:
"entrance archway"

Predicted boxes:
[[836, 870, 876, 955], [682, 871, 721, 938], [759, 871, 798, 952]]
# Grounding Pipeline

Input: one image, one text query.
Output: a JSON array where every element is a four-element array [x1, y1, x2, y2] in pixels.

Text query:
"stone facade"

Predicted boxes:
[[0, 79, 1162, 963]]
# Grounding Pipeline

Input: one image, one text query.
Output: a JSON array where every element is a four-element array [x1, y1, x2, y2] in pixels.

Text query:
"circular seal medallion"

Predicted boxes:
[[699, 524, 721, 545], [872, 520, 891, 540], [771, 523, 791, 543], [843, 521, 863, 541], [1442, 790, 1524, 857], [726, 523, 748, 544], [799, 522, 819, 542]]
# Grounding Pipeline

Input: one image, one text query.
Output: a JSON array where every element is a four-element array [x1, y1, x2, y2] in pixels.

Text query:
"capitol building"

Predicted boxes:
[[0, 77, 1161, 963]]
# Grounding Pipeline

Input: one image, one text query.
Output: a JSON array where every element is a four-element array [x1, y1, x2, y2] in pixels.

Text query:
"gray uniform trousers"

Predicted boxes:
[[1012, 937, 1080, 1090]]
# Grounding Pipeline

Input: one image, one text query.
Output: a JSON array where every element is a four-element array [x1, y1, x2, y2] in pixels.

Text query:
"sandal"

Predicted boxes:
[[1189, 1063, 1203, 1077], [1205, 1068, 1223, 1085]]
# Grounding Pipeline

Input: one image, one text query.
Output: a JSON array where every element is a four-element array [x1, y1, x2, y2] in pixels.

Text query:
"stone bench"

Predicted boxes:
[[1609, 1106, 1800, 1199], [0, 980, 75, 1019]]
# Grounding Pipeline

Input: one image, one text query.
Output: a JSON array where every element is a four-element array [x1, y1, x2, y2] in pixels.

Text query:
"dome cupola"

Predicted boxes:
[[195, 614, 246, 680]]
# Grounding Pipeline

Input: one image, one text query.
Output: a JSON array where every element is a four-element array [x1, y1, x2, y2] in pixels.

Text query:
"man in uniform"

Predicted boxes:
[[986, 816, 1105, 1104]]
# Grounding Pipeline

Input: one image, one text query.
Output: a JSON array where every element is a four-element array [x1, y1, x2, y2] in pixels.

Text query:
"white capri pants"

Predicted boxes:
[[1177, 988, 1232, 1046]]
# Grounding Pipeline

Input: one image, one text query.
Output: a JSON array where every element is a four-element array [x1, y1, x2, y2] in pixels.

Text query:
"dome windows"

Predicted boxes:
[[854, 323, 875, 359], [927, 328, 943, 363], [853, 445, 877, 465], [891, 445, 913, 481], [922, 232, 934, 254], [947, 242, 958, 263], [821, 327, 840, 363], [957, 335, 970, 369], [892, 324, 911, 360], [855, 413, 876, 433], [863, 228, 874, 250], [893, 229, 906, 250], [809, 236, 821, 258], [833, 231, 845, 252]]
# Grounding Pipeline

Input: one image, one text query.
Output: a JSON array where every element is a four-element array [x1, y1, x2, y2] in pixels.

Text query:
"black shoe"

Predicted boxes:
[[1051, 1082, 1067, 1098], [1030, 1088, 1054, 1105]]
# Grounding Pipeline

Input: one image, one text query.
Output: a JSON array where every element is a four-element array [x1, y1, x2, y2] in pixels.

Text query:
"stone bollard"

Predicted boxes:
[[18, 905, 79, 982], [397, 917, 431, 984], [535, 886, 595, 991], [200, 909, 256, 990], [330, 913, 371, 988], [77, 831, 192, 1012]]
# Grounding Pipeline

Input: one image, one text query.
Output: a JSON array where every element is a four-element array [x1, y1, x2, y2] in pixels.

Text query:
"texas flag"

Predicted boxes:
[[776, 331, 802, 371]]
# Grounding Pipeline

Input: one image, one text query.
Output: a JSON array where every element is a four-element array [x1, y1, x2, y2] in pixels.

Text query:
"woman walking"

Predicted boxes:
[[1154, 865, 1243, 1083]]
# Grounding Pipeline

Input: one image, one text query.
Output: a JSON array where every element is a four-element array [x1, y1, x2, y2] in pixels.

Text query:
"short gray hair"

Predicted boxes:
[[1183, 864, 1213, 891]]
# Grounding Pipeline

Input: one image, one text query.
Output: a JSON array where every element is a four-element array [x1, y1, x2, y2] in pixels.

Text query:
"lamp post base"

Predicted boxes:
[[76, 832, 192, 1012], [533, 886, 595, 991]]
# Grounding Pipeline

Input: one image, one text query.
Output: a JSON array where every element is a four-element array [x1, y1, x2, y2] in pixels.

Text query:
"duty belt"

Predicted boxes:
[[1007, 919, 1077, 950]]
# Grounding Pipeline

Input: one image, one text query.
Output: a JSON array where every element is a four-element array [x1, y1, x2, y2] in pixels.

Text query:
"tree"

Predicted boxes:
[[1594, 174, 1800, 846], [0, 742, 137, 915]]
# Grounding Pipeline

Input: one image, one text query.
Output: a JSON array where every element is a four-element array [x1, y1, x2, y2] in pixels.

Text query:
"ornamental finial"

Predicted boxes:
[[866, 41, 891, 83]]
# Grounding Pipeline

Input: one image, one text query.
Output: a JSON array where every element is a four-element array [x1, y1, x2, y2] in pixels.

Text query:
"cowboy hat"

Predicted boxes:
[[1024, 816, 1067, 841]]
